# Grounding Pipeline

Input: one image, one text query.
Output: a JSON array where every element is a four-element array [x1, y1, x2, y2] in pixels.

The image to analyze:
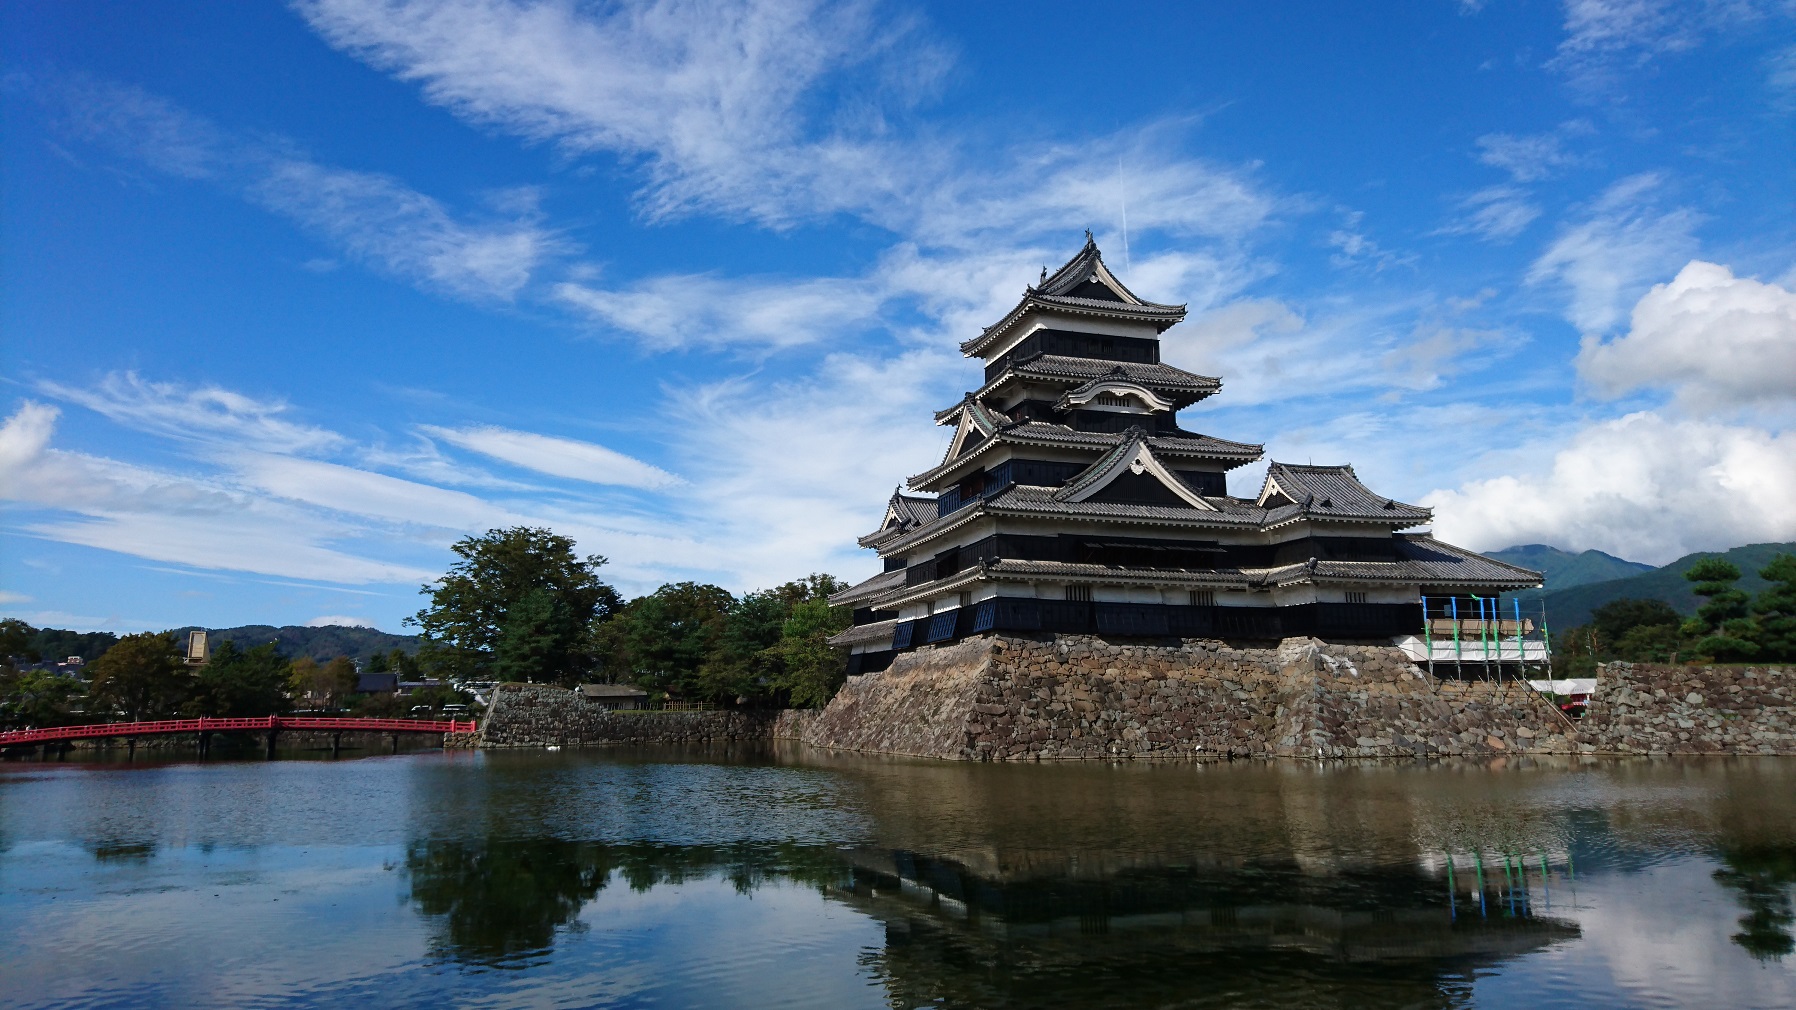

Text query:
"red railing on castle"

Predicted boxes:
[[0, 716, 478, 747]]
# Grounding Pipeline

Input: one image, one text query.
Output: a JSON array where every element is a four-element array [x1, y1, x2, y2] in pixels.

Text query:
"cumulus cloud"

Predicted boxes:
[[1528, 173, 1702, 334], [1578, 261, 1796, 411], [420, 425, 683, 489], [1423, 411, 1796, 564]]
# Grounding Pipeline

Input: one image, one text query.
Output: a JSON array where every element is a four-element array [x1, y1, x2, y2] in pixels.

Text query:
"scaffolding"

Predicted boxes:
[[1396, 594, 1553, 681]]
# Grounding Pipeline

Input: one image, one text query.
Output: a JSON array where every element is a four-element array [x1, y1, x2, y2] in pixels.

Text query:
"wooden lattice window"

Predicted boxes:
[[1189, 590, 1215, 607], [1345, 591, 1368, 604], [1064, 585, 1092, 602]]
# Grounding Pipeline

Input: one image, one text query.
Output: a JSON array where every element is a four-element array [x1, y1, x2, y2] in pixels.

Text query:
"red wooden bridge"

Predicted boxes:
[[1, 716, 478, 757]]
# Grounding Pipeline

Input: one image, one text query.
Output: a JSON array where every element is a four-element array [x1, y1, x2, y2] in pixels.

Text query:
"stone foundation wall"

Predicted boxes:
[[770, 709, 819, 741], [794, 634, 1579, 761], [475, 652, 1796, 760], [1581, 662, 1795, 754], [479, 683, 775, 748]]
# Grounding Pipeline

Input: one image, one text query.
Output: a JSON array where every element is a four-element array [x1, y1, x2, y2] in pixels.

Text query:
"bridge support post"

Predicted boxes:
[[126, 737, 136, 761], [197, 732, 210, 760], [265, 729, 279, 760], [331, 732, 342, 758], [389, 733, 399, 755]]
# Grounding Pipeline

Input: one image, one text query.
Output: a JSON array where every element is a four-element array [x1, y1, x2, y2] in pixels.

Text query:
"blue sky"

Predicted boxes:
[[3, 0, 1793, 635]]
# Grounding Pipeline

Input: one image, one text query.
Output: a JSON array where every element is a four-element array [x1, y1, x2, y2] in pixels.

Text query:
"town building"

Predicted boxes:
[[829, 236, 1543, 675]]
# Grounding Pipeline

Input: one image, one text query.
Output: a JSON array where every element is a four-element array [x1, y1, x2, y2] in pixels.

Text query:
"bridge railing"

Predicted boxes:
[[0, 716, 478, 747]]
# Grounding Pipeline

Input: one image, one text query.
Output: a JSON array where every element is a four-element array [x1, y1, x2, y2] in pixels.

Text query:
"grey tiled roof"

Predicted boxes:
[[984, 484, 1264, 526], [1004, 422, 1263, 460], [961, 239, 1187, 356], [1258, 462, 1431, 526], [865, 534, 1541, 608], [905, 422, 1261, 491], [1253, 535, 1543, 587], [856, 491, 940, 548], [828, 568, 907, 606], [1002, 356, 1219, 392], [826, 618, 900, 647]]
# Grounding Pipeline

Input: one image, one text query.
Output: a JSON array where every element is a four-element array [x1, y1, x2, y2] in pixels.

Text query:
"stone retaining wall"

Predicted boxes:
[[1580, 661, 1795, 754], [474, 651, 1796, 760], [479, 683, 776, 748], [795, 634, 1577, 761]]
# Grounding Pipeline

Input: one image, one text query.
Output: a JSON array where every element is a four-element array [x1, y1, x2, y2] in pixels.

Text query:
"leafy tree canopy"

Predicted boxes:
[[189, 639, 292, 718], [88, 632, 189, 720], [410, 527, 621, 684]]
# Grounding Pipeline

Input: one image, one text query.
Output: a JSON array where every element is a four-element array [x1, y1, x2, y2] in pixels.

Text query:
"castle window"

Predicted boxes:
[[1064, 585, 1092, 602], [1345, 591, 1367, 604], [1189, 590, 1215, 607]]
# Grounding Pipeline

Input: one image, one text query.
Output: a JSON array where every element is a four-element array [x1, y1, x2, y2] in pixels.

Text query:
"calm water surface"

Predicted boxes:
[[2, 748, 1794, 1009]]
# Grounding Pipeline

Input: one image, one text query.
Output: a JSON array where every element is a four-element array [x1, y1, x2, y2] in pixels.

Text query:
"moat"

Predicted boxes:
[[3, 749, 1794, 1009]]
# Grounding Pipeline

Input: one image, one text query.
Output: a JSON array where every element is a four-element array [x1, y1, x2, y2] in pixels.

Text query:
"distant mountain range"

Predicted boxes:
[[179, 625, 422, 664], [1485, 544, 1655, 590], [1495, 542, 1796, 631]]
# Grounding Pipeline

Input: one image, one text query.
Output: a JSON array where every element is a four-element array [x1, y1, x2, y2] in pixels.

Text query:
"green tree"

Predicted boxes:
[[771, 598, 852, 708], [494, 588, 588, 686], [189, 640, 292, 717], [290, 655, 359, 709], [605, 582, 733, 699], [1714, 846, 1796, 961], [0, 618, 38, 664], [0, 669, 85, 729], [410, 527, 621, 683], [365, 650, 390, 674], [1588, 598, 1685, 662], [87, 632, 189, 720], [698, 589, 793, 702], [1750, 554, 1796, 662], [1684, 559, 1758, 661]]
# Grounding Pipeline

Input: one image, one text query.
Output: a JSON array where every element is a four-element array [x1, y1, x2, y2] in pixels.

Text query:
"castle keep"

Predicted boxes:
[[829, 236, 1542, 673]]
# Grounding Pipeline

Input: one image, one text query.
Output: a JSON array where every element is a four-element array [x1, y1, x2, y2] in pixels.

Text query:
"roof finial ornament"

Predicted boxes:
[[1040, 265, 1047, 284], [1084, 228, 1094, 244]]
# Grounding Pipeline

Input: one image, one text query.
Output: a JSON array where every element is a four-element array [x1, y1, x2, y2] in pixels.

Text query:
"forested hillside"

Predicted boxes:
[[1486, 544, 1654, 590], [1539, 542, 1796, 630], [185, 625, 421, 664]]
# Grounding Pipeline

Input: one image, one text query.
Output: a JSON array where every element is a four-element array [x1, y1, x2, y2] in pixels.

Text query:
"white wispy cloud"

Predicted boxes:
[[419, 425, 683, 489], [249, 161, 558, 299], [293, 0, 950, 228], [1548, 0, 1791, 92], [45, 76, 556, 300], [1437, 185, 1543, 242], [0, 401, 443, 584], [1527, 172, 1702, 333], [305, 614, 377, 628], [555, 271, 888, 352], [1476, 129, 1582, 182], [38, 372, 343, 454]]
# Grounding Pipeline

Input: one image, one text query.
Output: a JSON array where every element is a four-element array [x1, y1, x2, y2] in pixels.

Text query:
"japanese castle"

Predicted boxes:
[[829, 236, 1541, 674]]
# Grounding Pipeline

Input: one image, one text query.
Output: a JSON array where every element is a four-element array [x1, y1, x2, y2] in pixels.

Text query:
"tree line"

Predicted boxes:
[[1552, 553, 1796, 675], [407, 527, 853, 707], [0, 619, 447, 729]]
